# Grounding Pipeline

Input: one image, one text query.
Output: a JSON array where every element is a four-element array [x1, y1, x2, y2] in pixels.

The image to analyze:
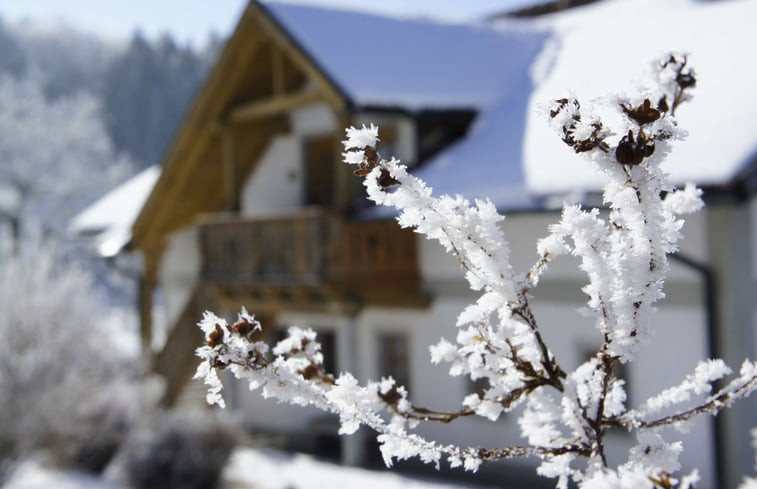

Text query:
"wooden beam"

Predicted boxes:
[[222, 127, 238, 211], [248, 3, 347, 111], [228, 89, 322, 123], [272, 44, 284, 97]]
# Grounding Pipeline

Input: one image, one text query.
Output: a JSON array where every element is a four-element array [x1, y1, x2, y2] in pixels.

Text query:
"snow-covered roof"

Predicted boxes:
[[416, 0, 757, 205], [69, 166, 160, 257], [522, 0, 757, 195], [267, 0, 757, 208], [265, 2, 546, 111]]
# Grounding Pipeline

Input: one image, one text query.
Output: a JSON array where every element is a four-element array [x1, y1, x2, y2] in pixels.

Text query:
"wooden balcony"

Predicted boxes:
[[197, 210, 420, 304]]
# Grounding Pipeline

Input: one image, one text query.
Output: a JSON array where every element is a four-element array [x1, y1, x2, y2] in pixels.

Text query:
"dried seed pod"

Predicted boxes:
[[549, 97, 579, 118], [376, 168, 400, 189], [351, 145, 399, 189], [379, 384, 402, 407], [550, 98, 570, 118], [621, 99, 661, 125], [299, 364, 320, 380], [208, 323, 225, 348], [572, 122, 609, 153], [677, 71, 696, 89], [657, 95, 669, 113], [230, 317, 257, 339], [615, 130, 654, 166]]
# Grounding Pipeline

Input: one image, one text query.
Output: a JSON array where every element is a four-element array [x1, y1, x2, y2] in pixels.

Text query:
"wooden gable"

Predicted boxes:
[[130, 1, 351, 255]]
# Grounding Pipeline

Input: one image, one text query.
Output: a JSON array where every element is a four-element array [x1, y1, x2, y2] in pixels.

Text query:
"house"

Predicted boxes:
[[88, 0, 757, 487]]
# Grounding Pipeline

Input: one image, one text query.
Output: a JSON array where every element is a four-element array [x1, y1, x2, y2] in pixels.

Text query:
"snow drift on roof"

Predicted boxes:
[[416, 0, 757, 205], [411, 23, 548, 210], [70, 165, 160, 257], [522, 0, 757, 194]]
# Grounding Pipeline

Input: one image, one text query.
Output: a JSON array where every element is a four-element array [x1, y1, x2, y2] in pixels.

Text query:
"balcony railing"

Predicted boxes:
[[197, 210, 418, 293]]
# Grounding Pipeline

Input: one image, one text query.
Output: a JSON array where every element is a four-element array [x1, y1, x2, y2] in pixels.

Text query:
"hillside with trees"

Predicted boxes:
[[0, 15, 218, 170]]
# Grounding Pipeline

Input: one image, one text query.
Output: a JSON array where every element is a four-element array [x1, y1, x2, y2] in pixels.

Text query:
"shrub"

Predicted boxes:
[[0, 240, 140, 478], [123, 411, 237, 489]]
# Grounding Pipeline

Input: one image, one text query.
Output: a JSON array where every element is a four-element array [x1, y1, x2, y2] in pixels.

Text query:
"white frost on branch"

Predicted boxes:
[[664, 182, 704, 215], [0, 76, 132, 242], [343, 123, 380, 150], [194, 54, 756, 488], [637, 359, 731, 417]]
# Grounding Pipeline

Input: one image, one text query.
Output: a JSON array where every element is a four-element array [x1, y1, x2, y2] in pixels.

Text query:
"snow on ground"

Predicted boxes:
[[2, 460, 124, 489], [3, 448, 496, 489], [223, 448, 496, 489]]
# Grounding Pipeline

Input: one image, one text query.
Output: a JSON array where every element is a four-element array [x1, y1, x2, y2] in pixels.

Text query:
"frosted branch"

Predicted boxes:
[[193, 53, 756, 488]]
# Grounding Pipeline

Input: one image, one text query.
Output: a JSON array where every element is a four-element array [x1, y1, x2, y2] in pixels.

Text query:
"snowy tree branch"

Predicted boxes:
[[194, 53, 757, 488]]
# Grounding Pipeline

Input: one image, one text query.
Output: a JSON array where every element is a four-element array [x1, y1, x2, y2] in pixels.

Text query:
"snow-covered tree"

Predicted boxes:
[[0, 65, 139, 480], [194, 54, 756, 488], [0, 239, 144, 478], [0, 75, 131, 246], [13, 23, 114, 100]]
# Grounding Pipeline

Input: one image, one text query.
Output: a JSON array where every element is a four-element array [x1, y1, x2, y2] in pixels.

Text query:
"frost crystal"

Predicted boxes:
[[342, 123, 379, 150], [664, 183, 704, 215]]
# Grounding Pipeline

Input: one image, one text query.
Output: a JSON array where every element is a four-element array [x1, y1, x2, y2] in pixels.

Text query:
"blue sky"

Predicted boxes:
[[0, 0, 536, 47]]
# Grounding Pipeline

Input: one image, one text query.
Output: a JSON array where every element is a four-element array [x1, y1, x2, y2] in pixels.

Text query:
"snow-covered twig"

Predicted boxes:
[[195, 53, 756, 488]]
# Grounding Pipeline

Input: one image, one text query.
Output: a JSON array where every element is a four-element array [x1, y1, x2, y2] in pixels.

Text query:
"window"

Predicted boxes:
[[304, 136, 336, 207], [378, 332, 410, 390]]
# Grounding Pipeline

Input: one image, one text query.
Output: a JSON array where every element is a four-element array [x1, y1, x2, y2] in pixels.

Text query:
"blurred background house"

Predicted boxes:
[[72, 0, 757, 487]]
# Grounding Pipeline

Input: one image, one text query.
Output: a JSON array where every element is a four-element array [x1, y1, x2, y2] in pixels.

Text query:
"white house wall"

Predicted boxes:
[[239, 134, 303, 216], [239, 104, 416, 216], [420, 211, 708, 288], [350, 301, 712, 484], [239, 103, 333, 216], [356, 303, 520, 448]]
